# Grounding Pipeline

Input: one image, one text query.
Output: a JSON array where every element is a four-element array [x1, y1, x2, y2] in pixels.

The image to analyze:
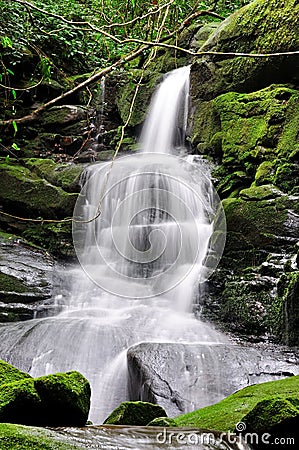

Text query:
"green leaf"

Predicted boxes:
[[11, 89, 17, 100], [12, 121, 18, 136], [12, 143, 20, 151], [1, 36, 12, 48], [5, 155, 10, 163], [6, 68, 14, 76]]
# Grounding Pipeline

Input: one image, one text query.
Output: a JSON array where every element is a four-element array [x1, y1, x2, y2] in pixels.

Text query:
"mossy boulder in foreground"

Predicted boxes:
[[103, 401, 167, 426], [0, 360, 90, 426], [174, 375, 299, 435], [35, 372, 91, 426]]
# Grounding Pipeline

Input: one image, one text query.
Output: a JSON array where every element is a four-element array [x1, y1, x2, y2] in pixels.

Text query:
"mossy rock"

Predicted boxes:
[[223, 196, 291, 256], [22, 221, 73, 258], [41, 105, 86, 128], [0, 360, 31, 387], [116, 69, 159, 127], [274, 271, 299, 346], [0, 362, 91, 426], [0, 161, 77, 219], [24, 158, 84, 192], [192, 85, 299, 196], [255, 161, 275, 186], [174, 375, 299, 432], [147, 417, 177, 427], [274, 163, 299, 194], [0, 272, 42, 304], [190, 0, 299, 101], [103, 401, 167, 426], [0, 423, 80, 450], [240, 397, 299, 435], [34, 371, 91, 426], [239, 184, 283, 201], [220, 277, 273, 335], [0, 378, 41, 425]]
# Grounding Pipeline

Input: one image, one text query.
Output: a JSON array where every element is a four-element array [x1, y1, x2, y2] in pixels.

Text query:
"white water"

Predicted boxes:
[[0, 66, 227, 424]]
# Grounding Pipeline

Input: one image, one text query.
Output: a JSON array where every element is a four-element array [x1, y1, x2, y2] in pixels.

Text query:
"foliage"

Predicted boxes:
[[0, 0, 250, 121]]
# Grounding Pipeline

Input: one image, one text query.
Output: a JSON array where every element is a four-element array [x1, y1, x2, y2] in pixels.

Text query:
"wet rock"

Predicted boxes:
[[127, 342, 299, 417], [0, 236, 59, 321], [41, 105, 86, 128], [103, 401, 167, 426], [276, 271, 299, 346], [0, 238, 53, 302]]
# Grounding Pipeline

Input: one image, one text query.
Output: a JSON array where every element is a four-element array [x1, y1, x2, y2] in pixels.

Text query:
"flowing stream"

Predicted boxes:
[[0, 66, 228, 427]]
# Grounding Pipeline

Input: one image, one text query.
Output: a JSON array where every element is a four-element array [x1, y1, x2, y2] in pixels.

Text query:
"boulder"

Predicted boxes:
[[0, 161, 77, 219], [103, 401, 167, 426], [23, 158, 84, 193], [147, 417, 177, 427], [191, 85, 299, 197], [174, 375, 299, 432], [239, 397, 299, 440], [190, 0, 299, 102], [0, 364, 91, 426], [0, 236, 59, 321], [127, 342, 299, 417], [0, 378, 41, 425], [0, 159, 81, 257], [34, 371, 91, 426]]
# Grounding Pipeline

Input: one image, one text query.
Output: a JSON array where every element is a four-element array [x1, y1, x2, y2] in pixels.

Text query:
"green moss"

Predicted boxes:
[[0, 360, 31, 387], [255, 161, 275, 186], [0, 273, 28, 295], [274, 163, 299, 194], [241, 397, 299, 434], [34, 371, 91, 426], [223, 197, 287, 253], [104, 401, 167, 426], [239, 184, 282, 200], [174, 375, 299, 431], [0, 366, 90, 427], [196, 85, 299, 196], [273, 272, 299, 345], [0, 423, 80, 450], [220, 277, 272, 334], [24, 158, 84, 192], [0, 161, 77, 219], [0, 379, 41, 424], [197, 0, 299, 96], [116, 69, 158, 127], [147, 417, 177, 427], [22, 221, 73, 257]]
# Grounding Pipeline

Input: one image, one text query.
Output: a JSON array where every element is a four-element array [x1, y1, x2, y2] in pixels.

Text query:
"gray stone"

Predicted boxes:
[[127, 342, 299, 417]]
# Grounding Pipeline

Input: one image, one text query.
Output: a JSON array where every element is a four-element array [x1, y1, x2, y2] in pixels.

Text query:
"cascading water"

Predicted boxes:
[[0, 66, 227, 424]]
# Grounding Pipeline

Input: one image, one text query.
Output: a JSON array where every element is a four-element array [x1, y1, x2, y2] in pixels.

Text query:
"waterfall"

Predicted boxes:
[[0, 66, 226, 423]]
